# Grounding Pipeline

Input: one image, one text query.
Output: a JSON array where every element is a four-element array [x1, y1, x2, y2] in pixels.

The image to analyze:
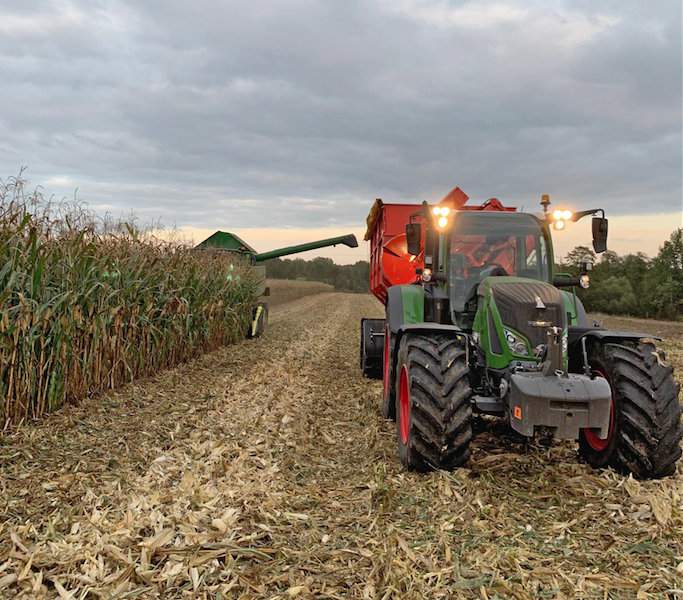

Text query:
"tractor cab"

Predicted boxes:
[[447, 211, 551, 317]]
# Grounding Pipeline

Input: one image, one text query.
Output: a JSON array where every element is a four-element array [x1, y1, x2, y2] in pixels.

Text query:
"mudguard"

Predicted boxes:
[[385, 285, 469, 385], [568, 327, 661, 349], [387, 285, 466, 340], [386, 285, 425, 333], [561, 290, 588, 327]]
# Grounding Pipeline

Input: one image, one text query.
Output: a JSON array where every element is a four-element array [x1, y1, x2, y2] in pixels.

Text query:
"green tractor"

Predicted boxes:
[[361, 189, 682, 478]]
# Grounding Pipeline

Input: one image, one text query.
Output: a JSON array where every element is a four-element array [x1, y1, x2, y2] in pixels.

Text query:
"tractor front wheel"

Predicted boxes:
[[578, 341, 682, 479], [395, 333, 472, 471]]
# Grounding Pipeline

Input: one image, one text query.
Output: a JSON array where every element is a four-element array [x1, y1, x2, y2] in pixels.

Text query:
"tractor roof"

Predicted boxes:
[[195, 231, 257, 254], [364, 187, 516, 241]]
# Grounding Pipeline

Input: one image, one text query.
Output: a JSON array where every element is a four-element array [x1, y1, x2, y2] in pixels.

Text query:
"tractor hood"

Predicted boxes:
[[477, 277, 567, 367], [478, 277, 566, 355]]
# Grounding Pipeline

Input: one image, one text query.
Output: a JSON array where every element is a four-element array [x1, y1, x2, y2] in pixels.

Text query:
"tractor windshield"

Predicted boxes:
[[448, 212, 550, 313]]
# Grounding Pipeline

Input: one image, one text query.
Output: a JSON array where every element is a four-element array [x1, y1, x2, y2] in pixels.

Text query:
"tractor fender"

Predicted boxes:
[[386, 285, 424, 334], [395, 324, 469, 360], [385, 286, 469, 385], [390, 324, 469, 388], [560, 290, 589, 327], [568, 327, 661, 350], [397, 323, 467, 338]]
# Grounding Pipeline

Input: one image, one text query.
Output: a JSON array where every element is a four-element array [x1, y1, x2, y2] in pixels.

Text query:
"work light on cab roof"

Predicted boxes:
[[359, 186, 682, 479]]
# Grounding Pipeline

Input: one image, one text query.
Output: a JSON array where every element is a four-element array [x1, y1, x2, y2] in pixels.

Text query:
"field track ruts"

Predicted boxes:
[[0, 293, 681, 599]]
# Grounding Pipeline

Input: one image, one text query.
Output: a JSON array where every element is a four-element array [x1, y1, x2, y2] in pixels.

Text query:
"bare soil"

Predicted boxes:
[[0, 293, 681, 598], [265, 279, 334, 307]]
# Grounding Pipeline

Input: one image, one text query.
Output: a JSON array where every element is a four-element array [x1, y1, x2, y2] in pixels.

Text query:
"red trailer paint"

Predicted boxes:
[[364, 186, 516, 304]]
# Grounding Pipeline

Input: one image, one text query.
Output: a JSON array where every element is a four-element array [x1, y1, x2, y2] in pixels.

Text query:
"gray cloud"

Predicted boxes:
[[0, 0, 680, 230]]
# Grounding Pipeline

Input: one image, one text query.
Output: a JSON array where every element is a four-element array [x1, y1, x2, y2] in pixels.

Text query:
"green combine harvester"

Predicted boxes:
[[196, 231, 358, 337]]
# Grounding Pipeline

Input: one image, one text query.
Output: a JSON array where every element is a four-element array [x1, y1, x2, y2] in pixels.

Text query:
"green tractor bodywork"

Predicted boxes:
[[197, 231, 358, 338], [363, 200, 682, 478]]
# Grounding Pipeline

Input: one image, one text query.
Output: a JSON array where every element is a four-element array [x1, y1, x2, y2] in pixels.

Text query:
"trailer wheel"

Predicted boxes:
[[395, 333, 472, 471], [360, 318, 384, 379], [381, 326, 396, 420], [578, 341, 682, 479], [246, 302, 268, 339]]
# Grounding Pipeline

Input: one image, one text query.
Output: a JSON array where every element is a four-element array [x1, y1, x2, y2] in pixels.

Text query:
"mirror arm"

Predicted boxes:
[[553, 276, 580, 288], [571, 208, 604, 222]]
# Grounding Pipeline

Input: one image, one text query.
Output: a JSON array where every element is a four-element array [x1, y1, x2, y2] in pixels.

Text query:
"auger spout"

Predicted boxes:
[[253, 234, 358, 262]]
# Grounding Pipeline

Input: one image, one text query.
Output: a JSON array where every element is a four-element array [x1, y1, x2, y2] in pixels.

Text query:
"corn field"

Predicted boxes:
[[0, 175, 257, 427]]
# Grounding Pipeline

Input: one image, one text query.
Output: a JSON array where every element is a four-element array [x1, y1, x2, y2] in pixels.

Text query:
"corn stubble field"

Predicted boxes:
[[0, 277, 681, 599]]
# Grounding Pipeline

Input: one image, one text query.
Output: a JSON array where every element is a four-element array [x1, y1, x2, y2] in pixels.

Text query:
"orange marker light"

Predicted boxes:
[[513, 406, 522, 419]]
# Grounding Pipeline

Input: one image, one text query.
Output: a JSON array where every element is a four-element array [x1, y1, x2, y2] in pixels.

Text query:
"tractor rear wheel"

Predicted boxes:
[[578, 341, 682, 479], [395, 333, 472, 471]]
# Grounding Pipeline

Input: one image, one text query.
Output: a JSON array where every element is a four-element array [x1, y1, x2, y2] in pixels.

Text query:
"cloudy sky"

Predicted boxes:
[[1, 0, 681, 262]]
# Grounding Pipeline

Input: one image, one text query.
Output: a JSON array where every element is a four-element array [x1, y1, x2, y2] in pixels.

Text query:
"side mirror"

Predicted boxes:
[[405, 223, 422, 256], [592, 217, 608, 253]]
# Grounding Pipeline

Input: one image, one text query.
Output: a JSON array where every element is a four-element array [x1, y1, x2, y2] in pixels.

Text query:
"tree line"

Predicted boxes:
[[263, 256, 370, 293], [264, 228, 683, 320], [560, 228, 682, 320]]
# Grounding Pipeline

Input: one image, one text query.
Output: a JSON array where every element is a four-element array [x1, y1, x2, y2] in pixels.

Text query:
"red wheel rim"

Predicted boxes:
[[584, 367, 615, 451], [399, 365, 410, 444], [383, 327, 390, 397]]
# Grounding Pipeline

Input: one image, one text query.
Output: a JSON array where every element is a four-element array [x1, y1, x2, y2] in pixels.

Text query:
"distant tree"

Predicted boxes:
[[645, 229, 683, 319], [263, 257, 370, 293], [561, 238, 681, 319], [620, 252, 651, 312], [562, 246, 596, 270], [588, 275, 637, 315]]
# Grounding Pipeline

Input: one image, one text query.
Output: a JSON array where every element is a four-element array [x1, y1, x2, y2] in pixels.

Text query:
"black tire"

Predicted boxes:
[[395, 333, 473, 471], [381, 326, 396, 420], [246, 302, 268, 339], [578, 341, 682, 479]]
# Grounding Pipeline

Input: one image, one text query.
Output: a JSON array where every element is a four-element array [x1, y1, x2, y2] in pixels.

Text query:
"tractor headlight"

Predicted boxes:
[[579, 274, 590, 289], [504, 328, 528, 356]]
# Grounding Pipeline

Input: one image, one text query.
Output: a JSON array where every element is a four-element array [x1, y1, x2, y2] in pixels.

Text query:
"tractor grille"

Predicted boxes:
[[490, 281, 565, 348]]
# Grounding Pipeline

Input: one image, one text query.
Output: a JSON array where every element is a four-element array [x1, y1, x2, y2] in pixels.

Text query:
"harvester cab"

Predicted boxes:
[[360, 188, 682, 479], [197, 231, 358, 338]]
